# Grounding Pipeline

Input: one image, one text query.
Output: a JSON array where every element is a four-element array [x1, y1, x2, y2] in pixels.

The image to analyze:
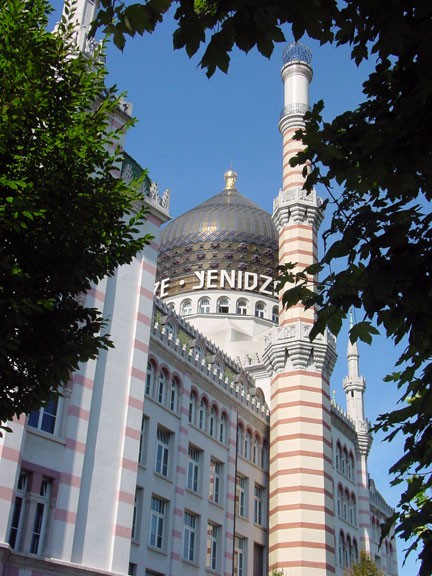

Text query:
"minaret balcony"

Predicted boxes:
[[280, 103, 310, 119]]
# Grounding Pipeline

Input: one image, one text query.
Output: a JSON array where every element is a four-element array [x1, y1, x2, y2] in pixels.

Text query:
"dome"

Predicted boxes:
[[159, 170, 277, 250], [156, 171, 278, 297]]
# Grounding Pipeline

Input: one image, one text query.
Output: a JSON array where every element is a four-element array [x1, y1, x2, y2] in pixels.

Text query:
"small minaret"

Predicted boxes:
[[263, 43, 337, 575], [344, 315, 372, 553], [343, 314, 366, 422]]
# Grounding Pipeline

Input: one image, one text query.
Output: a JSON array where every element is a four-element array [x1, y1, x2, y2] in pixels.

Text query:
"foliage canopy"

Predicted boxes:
[[0, 0, 152, 430], [345, 550, 384, 576]]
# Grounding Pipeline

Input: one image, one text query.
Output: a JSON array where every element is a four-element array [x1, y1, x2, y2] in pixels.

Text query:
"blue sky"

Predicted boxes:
[[51, 2, 420, 573]]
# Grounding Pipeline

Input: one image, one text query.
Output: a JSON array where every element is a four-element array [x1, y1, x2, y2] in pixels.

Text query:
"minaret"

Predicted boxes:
[[344, 316, 372, 553], [263, 43, 337, 575], [343, 314, 366, 422], [65, 0, 98, 54]]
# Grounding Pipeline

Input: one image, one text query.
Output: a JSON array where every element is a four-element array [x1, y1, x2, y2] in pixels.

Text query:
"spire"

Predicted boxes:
[[347, 310, 360, 379], [224, 169, 237, 191]]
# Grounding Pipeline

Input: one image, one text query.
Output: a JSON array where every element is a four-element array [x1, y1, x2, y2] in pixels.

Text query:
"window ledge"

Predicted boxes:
[[26, 427, 66, 446]]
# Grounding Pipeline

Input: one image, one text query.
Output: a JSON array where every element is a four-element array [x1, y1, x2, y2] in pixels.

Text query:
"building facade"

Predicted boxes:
[[0, 2, 398, 576]]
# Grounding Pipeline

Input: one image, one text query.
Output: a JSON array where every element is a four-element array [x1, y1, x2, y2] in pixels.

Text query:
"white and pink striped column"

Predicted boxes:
[[263, 43, 337, 576]]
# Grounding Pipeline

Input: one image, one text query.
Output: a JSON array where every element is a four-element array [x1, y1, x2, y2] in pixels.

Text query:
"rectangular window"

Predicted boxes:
[[234, 536, 246, 576], [128, 563, 137, 576], [183, 511, 197, 562], [30, 477, 52, 554], [187, 446, 200, 492], [155, 428, 171, 477], [206, 523, 219, 571], [149, 496, 166, 550], [254, 485, 264, 525], [209, 459, 222, 504], [236, 475, 248, 517], [138, 415, 148, 466], [132, 487, 143, 541], [8, 471, 28, 549], [28, 398, 59, 435]]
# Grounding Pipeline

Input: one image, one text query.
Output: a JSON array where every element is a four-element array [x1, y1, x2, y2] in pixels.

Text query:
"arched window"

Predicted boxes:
[[189, 391, 197, 424], [209, 406, 217, 437], [217, 297, 229, 314], [347, 536, 353, 566], [198, 297, 210, 314], [199, 398, 208, 431], [181, 299, 192, 316], [219, 413, 226, 443], [336, 442, 342, 470], [272, 305, 279, 323], [261, 440, 268, 468], [255, 301, 265, 318], [170, 378, 179, 412], [351, 494, 357, 525], [341, 447, 347, 475], [353, 540, 359, 563], [244, 429, 252, 459], [146, 361, 156, 396], [343, 489, 349, 520], [349, 453, 355, 480], [337, 486, 343, 517], [339, 533, 345, 566], [237, 423, 244, 455], [157, 370, 167, 404], [236, 299, 248, 315], [253, 435, 260, 465]]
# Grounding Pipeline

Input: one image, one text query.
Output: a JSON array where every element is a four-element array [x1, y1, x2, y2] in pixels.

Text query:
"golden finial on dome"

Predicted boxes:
[[224, 168, 237, 190]]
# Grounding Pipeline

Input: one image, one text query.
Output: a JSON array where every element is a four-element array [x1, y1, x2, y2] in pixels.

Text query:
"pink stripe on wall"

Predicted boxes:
[[65, 438, 86, 454], [0, 486, 13, 500], [118, 491, 135, 505], [0, 446, 20, 463], [87, 287, 105, 303], [128, 396, 144, 411], [72, 373, 94, 389], [134, 339, 149, 353], [115, 524, 132, 538], [142, 261, 157, 275], [59, 472, 81, 489], [140, 286, 154, 300], [67, 405, 90, 421], [121, 457, 138, 472], [131, 366, 146, 380], [54, 509, 77, 524], [137, 312, 151, 326], [124, 426, 141, 441]]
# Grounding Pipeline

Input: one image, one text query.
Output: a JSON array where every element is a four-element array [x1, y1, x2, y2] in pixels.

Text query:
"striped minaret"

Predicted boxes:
[[263, 43, 337, 575]]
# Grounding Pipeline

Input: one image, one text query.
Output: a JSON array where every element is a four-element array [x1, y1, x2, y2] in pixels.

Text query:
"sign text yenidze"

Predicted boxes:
[[154, 269, 277, 298]]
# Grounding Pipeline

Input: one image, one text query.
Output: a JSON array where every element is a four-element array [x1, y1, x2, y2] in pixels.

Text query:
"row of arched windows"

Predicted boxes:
[[237, 422, 268, 468], [338, 532, 359, 568], [174, 297, 278, 323], [335, 441, 355, 481], [189, 390, 228, 443], [146, 360, 181, 412], [336, 484, 357, 526]]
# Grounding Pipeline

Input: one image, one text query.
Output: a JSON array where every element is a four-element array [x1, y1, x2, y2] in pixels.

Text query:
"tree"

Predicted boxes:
[[0, 0, 152, 430], [345, 551, 384, 576], [92, 0, 432, 573]]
